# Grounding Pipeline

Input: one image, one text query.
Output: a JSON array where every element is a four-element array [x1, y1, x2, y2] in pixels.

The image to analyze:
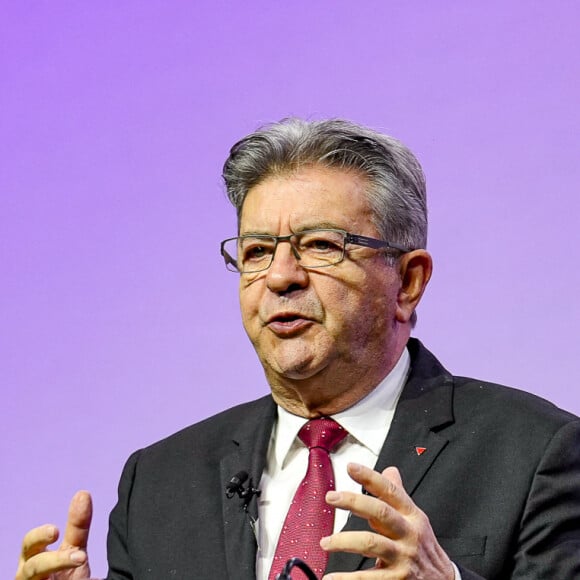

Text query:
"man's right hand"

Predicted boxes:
[[15, 490, 93, 580]]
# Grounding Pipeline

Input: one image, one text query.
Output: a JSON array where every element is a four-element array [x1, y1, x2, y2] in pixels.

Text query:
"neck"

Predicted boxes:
[[268, 340, 408, 418]]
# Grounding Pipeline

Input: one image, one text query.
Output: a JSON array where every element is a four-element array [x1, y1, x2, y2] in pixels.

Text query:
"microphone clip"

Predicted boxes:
[[225, 470, 261, 511]]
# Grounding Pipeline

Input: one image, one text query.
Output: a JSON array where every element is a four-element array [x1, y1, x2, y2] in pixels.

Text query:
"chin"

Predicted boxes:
[[258, 334, 336, 380], [273, 352, 339, 382], [264, 352, 326, 381], [279, 366, 319, 380]]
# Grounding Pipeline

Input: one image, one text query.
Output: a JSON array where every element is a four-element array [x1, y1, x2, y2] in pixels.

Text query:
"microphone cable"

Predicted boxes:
[[275, 557, 318, 580]]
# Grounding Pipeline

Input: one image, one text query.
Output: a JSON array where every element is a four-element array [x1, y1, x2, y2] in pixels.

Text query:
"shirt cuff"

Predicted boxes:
[[452, 561, 462, 580]]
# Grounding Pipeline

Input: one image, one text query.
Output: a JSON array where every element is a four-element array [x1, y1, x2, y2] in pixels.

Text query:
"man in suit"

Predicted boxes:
[[16, 119, 580, 579]]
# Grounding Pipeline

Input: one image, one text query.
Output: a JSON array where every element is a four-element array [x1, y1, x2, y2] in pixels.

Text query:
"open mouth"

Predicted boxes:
[[267, 313, 313, 335], [273, 314, 302, 323]]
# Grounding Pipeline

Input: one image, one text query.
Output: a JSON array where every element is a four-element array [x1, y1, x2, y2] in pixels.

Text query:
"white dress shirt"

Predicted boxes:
[[256, 349, 409, 579], [255, 346, 461, 580]]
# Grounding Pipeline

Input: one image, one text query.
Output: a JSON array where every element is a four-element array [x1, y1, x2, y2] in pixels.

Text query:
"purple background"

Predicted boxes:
[[1, 2, 579, 576]]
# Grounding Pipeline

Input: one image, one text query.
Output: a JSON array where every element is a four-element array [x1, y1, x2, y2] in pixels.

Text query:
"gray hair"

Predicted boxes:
[[222, 118, 428, 251]]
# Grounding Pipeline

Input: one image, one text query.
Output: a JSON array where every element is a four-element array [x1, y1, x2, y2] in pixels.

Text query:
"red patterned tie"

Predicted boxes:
[[269, 418, 347, 579]]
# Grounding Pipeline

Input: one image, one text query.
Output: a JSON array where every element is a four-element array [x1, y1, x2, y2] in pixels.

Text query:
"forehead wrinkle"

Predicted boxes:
[[239, 206, 283, 237], [239, 166, 376, 237]]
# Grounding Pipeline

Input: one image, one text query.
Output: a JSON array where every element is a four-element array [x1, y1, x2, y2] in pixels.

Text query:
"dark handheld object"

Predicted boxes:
[[275, 557, 319, 580]]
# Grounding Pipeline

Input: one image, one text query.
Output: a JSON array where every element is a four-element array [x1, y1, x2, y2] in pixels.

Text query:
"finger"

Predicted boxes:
[[20, 525, 59, 561], [326, 489, 408, 539], [347, 463, 413, 514], [62, 490, 92, 550], [320, 530, 396, 561], [20, 548, 87, 580], [321, 571, 397, 580], [381, 466, 403, 487]]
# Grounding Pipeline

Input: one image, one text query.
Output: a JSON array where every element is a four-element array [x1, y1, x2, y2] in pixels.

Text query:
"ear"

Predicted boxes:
[[395, 250, 433, 324]]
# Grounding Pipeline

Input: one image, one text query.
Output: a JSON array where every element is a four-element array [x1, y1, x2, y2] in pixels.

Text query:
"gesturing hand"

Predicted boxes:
[[15, 491, 94, 580], [320, 463, 454, 579]]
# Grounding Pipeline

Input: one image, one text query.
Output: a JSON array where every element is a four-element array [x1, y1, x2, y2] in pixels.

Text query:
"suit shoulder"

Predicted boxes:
[[452, 375, 578, 434], [134, 395, 275, 459], [407, 339, 578, 433]]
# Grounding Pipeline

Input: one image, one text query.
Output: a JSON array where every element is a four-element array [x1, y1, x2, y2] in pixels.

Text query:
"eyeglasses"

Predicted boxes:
[[220, 228, 411, 274]]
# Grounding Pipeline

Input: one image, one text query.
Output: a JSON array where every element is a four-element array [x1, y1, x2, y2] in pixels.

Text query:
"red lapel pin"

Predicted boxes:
[[415, 446, 427, 456]]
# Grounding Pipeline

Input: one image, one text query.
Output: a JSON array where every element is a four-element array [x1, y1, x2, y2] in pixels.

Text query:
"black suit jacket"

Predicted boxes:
[[106, 340, 580, 579]]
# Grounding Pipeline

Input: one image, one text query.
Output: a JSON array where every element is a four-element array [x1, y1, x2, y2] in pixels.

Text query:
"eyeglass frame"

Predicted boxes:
[[219, 228, 412, 274]]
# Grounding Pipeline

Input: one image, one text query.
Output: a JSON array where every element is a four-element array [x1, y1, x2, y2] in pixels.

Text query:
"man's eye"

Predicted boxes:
[[243, 244, 272, 261], [302, 237, 341, 253]]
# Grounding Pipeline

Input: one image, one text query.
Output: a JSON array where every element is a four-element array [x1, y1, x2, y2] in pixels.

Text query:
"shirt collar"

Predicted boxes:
[[273, 347, 410, 465]]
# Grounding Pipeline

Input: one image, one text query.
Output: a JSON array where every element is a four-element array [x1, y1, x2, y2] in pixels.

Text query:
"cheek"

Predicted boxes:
[[319, 280, 369, 335], [239, 287, 260, 333], [319, 267, 381, 315], [322, 271, 397, 338]]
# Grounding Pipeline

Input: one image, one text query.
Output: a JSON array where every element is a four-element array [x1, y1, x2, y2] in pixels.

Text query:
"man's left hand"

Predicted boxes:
[[320, 463, 454, 579]]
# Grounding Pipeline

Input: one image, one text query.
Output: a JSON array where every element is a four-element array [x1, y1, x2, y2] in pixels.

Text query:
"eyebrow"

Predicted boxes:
[[239, 222, 346, 237], [294, 222, 344, 232]]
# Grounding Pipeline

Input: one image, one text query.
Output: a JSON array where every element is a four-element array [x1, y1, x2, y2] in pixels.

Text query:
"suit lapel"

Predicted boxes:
[[221, 397, 277, 580], [327, 339, 455, 574]]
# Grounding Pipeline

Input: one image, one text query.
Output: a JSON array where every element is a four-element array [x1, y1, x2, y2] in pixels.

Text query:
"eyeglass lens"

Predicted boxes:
[[224, 229, 347, 273]]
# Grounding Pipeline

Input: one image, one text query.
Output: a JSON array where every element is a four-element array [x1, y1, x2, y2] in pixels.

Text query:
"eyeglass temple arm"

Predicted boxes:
[[221, 246, 239, 270], [346, 233, 411, 253]]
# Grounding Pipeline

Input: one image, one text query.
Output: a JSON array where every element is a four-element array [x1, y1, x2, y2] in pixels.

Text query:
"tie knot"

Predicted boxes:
[[298, 417, 347, 452]]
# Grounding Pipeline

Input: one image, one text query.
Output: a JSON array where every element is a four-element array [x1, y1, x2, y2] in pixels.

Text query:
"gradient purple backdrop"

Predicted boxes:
[[1, 1, 579, 576]]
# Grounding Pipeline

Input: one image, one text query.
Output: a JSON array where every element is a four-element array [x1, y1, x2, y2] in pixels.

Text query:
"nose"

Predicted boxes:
[[266, 239, 309, 294]]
